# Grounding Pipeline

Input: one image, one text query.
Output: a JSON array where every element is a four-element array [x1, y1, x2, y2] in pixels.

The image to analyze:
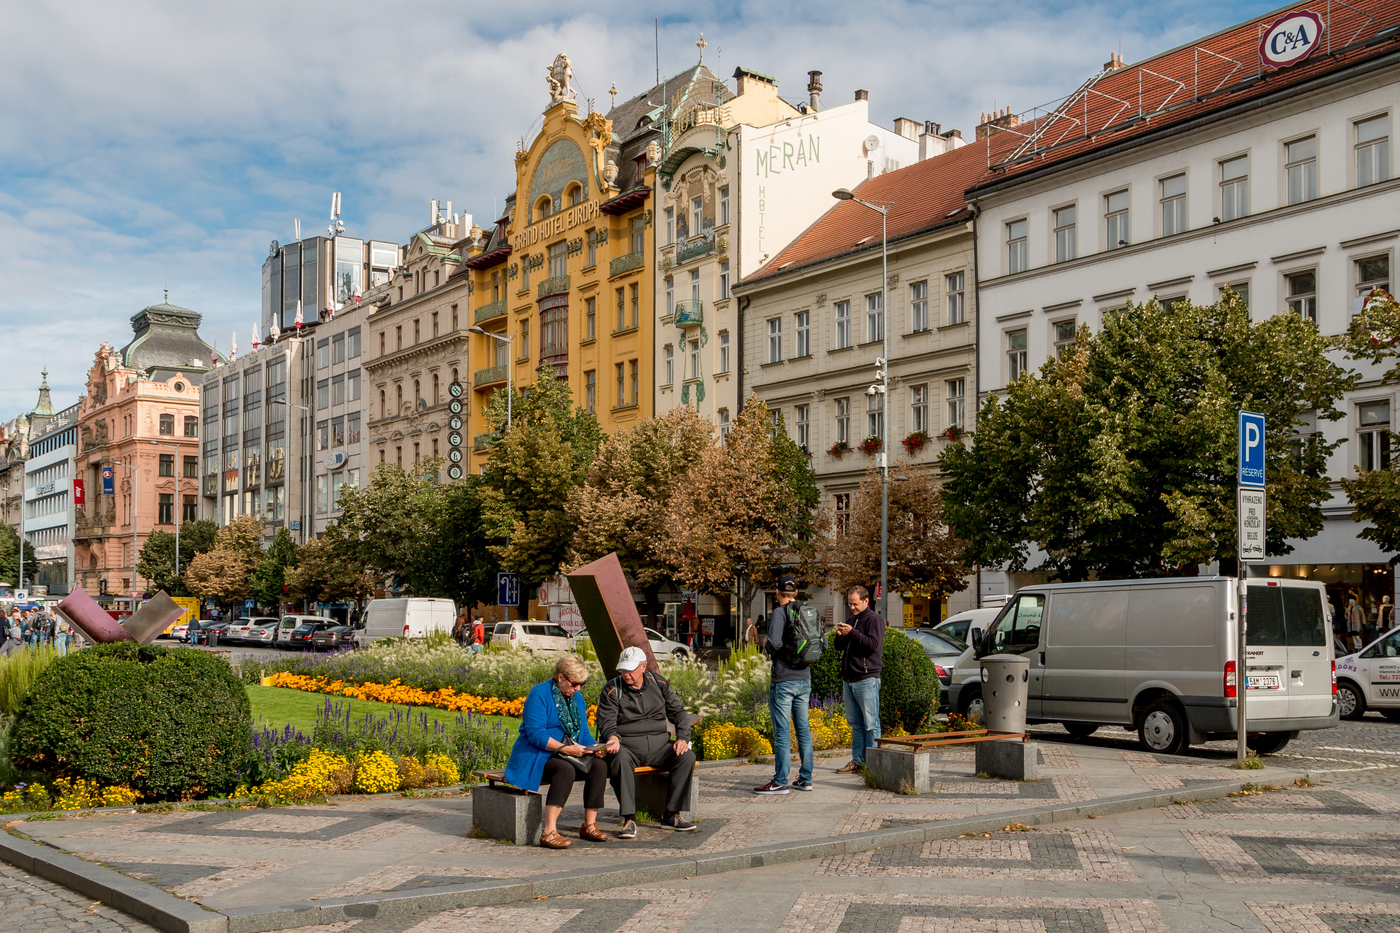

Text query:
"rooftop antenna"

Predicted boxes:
[[294, 218, 301, 240], [328, 192, 344, 238], [655, 19, 660, 87]]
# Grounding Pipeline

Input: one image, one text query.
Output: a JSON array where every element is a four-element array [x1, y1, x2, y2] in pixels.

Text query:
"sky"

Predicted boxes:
[[0, 0, 1277, 418]]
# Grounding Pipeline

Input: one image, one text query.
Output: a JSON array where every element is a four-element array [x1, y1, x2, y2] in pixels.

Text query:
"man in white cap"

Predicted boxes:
[[597, 645, 697, 838]]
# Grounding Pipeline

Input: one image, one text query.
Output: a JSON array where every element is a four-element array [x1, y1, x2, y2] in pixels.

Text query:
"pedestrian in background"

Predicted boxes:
[[834, 585, 885, 775], [471, 614, 486, 654], [753, 575, 813, 795], [453, 608, 469, 646], [54, 619, 71, 656]]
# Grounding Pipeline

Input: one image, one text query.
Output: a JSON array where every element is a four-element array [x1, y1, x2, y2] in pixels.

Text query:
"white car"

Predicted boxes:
[[645, 627, 690, 660], [227, 616, 279, 645], [931, 608, 1001, 647], [1336, 626, 1400, 722], [491, 621, 574, 654]]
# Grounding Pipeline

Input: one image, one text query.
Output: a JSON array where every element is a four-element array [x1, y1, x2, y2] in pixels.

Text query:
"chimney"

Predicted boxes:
[[893, 117, 920, 140], [807, 70, 822, 111], [918, 121, 966, 160], [1103, 52, 1127, 72], [733, 66, 778, 99], [855, 89, 868, 102], [976, 107, 1020, 141]]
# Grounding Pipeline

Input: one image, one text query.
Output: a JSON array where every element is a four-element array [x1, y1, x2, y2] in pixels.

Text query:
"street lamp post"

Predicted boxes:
[[833, 187, 892, 620], [468, 326, 515, 430]]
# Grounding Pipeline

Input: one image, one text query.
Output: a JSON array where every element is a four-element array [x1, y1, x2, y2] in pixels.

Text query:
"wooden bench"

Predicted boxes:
[[471, 765, 699, 845]]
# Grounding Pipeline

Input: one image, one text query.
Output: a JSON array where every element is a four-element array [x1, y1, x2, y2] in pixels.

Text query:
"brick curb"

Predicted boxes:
[[0, 768, 1309, 933]]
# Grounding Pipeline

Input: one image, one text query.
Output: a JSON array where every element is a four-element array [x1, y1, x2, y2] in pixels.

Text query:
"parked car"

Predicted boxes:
[[272, 614, 332, 648], [1336, 626, 1400, 721], [645, 627, 690, 659], [905, 627, 968, 695], [931, 608, 1001, 647], [168, 622, 191, 641], [241, 619, 279, 647], [311, 625, 353, 651], [946, 576, 1338, 755], [286, 620, 334, 650], [352, 598, 456, 649], [492, 621, 574, 654], [227, 616, 279, 645]]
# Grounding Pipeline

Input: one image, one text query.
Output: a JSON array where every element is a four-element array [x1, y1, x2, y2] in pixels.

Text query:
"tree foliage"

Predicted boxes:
[[1339, 290, 1400, 559], [0, 523, 38, 588], [182, 516, 265, 603], [248, 526, 299, 608], [135, 520, 218, 597], [286, 528, 376, 606], [940, 294, 1355, 580]]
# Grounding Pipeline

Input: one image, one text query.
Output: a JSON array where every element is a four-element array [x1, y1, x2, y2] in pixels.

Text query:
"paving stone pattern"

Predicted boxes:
[[816, 828, 1136, 881], [772, 895, 1169, 933], [1184, 829, 1400, 886], [1166, 787, 1400, 821], [0, 861, 160, 933], [1250, 902, 1400, 933]]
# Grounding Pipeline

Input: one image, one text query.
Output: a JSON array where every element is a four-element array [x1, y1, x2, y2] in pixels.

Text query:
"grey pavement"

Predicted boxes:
[[0, 862, 158, 933]]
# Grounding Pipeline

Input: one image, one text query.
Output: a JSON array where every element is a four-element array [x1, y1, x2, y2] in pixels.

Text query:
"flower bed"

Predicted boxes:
[[0, 777, 138, 814], [265, 672, 526, 717]]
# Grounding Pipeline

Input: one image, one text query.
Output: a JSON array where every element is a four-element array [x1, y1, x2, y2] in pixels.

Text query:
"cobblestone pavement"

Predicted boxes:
[[0, 862, 158, 933]]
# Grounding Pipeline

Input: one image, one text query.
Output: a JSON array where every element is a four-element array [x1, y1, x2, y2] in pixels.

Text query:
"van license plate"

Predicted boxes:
[[1247, 674, 1281, 690]]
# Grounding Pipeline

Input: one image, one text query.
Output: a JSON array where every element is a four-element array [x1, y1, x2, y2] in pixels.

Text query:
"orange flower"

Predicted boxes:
[[266, 672, 525, 717]]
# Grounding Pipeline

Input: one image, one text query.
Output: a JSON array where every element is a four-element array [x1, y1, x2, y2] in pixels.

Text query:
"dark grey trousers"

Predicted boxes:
[[607, 732, 695, 818]]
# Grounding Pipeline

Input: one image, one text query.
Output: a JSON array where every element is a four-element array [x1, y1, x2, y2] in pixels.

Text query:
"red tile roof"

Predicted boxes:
[[742, 136, 1012, 285], [969, 0, 1400, 196]]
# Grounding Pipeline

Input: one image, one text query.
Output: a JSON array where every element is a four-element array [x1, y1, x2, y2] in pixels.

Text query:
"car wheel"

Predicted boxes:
[[1138, 699, 1190, 756], [1337, 680, 1366, 720], [958, 686, 984, 724], [1063, 722, 1099, 739], [1245, 732, 1292, 754]]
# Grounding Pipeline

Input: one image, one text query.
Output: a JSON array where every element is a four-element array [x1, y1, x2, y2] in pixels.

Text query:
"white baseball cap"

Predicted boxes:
[[616, 646, 648, 672]]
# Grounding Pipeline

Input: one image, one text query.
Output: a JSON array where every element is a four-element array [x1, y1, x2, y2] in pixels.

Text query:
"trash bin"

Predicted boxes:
[[207, 631, 219, 648], [979, 654, 1030, 735]]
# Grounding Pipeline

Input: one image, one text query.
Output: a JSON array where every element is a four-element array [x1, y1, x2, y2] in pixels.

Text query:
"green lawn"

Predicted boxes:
[[246, 685, 520, 740]]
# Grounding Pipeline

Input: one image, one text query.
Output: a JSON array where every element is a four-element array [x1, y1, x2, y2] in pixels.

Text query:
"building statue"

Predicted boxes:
[[548, 53, 575, 104]]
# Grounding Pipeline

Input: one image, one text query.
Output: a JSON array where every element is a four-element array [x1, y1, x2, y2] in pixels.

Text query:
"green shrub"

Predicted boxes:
[[0, 647, 58, 716], [10, 643, 251, 800], [810, 628, 939, 734]]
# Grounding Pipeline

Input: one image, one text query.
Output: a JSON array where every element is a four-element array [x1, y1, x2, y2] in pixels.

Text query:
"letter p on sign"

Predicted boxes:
[[1238, 411, 1266, 487]]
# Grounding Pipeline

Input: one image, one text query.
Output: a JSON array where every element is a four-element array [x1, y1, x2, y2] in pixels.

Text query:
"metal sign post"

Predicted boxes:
[[1237, 411, 1266, 764]]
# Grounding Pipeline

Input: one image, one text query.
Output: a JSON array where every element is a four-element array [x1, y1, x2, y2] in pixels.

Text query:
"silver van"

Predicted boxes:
[[946, 576, 1338, 755]]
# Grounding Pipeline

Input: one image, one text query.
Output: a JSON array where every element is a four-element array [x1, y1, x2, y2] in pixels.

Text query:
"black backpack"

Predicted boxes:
[[780, 602, 825, 668]]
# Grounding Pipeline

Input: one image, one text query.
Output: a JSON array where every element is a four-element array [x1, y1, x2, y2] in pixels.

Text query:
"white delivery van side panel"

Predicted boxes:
[[1127, 581, 1224, 722], [364, 600, 409, 640], [1042, 588, 1128, 724]]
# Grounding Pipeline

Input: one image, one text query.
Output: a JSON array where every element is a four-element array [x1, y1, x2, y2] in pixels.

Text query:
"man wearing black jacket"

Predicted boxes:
[[834, 585, 884, 774]]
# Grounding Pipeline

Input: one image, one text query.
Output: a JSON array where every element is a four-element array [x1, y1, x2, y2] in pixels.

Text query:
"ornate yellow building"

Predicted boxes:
[[465, 56, 695, 465]]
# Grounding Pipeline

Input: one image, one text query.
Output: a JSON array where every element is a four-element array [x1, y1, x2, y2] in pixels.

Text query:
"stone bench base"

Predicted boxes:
[[471, 768, 699, 845], [976, 739, 1038, 781], [865, 746, 932, 795]]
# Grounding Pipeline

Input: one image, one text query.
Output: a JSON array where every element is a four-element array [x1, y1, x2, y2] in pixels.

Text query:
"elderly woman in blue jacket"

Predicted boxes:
[[503, 653, 609, 848]]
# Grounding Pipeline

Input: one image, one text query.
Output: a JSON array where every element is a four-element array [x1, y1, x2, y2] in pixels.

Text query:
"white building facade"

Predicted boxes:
[[23, 403, 80, 595]]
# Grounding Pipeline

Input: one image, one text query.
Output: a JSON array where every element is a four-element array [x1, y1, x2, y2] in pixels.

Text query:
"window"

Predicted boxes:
[[159, 414, 174, 435], [1053, 205, 1077, 262], [317, 420, 329, 451], [395, 325, 402, 350], [1220, 155, 1249, 221], [379, 389, 386, 419], [332, 332, 346, 363], [719, 260, 730, 299], [158, 493, 174, 525], [911, 385, 928, 434], [768, 318, 782, 362], [586, 230, 597, 267], [1160, 174, 1187, 236], [988, 592, 1045, 655], [317, 338, 330, 368], [946, 379, 965, 430], [664, 276, 674, 316], [396, 382, 404, 413], [380, 332, 386, 355], [629, 360, 638, 405], [835, 300, 851, 348], [347, 369, 361, 402], [865, 292, 884, 342], [548, 241, 566, 278], [769, 408, 782, 435], [719, 186, 729, 225], [348, 412, 360, 445], [331, 416, 344, 448], [495, 337, 508, 368], [1286, 136, 1318, 204], [1053, 319, 1077, 356], [159, 454, 174, 477], [910, 281, 929, 332], [1359, 400, 1392, 471], [518, 319, 530, 360], [331, 374, 345, 406], [183, 455, 198, 478], [1006, 219, 1028, 273], [615, 363, 625, 406], [795, 404, 810, 450], [630, 215, 645, 253], [521, 259, 530, 291], [719, 408, 730, 436], [663, 345, 674, 385], [616, 287, 626, 330], [414, 319, 421, 343], [1356, 115, 1390, 187], [183, 415, 197, 437], [451, 305, 458, 331], [1007, 329, 1028, 381], [718, 331, 730, 373], [835, 493, 851, 535], [630, 283, 640, 327], [183, 495, 197, 523], [945, 273, 965, 325], [541, 306, 566, 356], [585, 297, 596, 340], [316, 475, 328, 513], [691, 196, 702, 236], [835, 398, 850, 445], [585, 370, 596, 413], [664, 208, 674, 245], [795, 311, 810, 357], [1104, 190, 1130, 249], [866, 392, 883, 439], [1357, 254, 1390, 298], [348, 327, 360, 358], [1286, 271, 1317, 322]]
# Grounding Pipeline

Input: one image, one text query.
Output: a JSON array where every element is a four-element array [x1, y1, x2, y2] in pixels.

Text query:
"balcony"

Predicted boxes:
[[610, 251, 644, 277], [537, 274, 570, 299], [673, 299, 704, 328], [474, 364, 508, 387], [675, 233, 715, 265], [474, 299, 507, 324]]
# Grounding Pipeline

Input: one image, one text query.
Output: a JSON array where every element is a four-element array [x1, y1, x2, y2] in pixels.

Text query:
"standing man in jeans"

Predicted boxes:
[[834, 585, 884, 774], [754, 575, 814, 795]]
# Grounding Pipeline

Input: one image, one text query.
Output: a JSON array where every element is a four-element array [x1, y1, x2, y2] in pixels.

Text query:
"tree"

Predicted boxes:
[[1339, 290, 1400, 559], [815, 460, 968, 601], [135, 519, 219, 597], [940, 293, 1356, 581], [438, 477, 503, 611], [335, 461, 450, 596], [248, 526, 298, 609], [0, 524, 36, 588], [567, 406, 714, 624], [182, 516, 265, 604], [287, 528, 376, 606]]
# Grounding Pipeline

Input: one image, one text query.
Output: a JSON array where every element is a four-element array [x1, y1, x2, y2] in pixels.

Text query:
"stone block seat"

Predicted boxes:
[[471, 767, 699, 845]]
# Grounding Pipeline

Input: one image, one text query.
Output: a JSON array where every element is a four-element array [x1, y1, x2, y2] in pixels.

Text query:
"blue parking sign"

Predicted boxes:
[[1238, 411, 1266, 487], [497, 573, 520, 607]]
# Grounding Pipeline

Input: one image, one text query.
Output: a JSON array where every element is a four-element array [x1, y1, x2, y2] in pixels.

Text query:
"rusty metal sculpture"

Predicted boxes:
[[566, 552, 657, 676], [55, 588, 184, 646]]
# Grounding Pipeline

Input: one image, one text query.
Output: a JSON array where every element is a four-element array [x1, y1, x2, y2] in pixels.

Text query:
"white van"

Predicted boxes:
[[946, 576, 1337, 755], [490, 620, 574, 654], [353, 598, 456, 649]]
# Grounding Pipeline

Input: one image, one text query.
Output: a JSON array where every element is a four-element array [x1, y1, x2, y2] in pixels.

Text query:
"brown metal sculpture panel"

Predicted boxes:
[[122, 592, 184, 644], [55, 588, 134, 644], [566, 552, 657, 676]]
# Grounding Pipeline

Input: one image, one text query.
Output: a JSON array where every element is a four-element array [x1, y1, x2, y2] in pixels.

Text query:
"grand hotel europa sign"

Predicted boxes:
[[1260, 8, 1326, 69]]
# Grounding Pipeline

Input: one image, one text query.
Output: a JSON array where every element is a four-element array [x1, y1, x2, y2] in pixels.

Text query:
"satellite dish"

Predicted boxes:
[[269, 240, 280, 257], [864, 135, 881, 152]]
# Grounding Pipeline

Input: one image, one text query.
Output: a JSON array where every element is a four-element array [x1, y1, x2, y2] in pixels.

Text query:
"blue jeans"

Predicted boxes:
[[769, 679, 813, 786], [843, 678, 881, 765]]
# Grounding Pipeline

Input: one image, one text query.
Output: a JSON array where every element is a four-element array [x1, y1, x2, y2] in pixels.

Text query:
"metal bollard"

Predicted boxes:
[[979, 654, 1030, 736]]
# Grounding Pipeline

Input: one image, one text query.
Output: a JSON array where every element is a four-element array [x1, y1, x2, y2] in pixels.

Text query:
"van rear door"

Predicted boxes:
[[1244, 584, 1294, 722], [1282, 584, 1332, 719]]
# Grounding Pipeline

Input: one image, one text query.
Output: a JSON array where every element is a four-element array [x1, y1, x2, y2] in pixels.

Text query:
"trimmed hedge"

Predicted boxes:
[[10, 643, 251, 800], [811, 627, 940, 733]]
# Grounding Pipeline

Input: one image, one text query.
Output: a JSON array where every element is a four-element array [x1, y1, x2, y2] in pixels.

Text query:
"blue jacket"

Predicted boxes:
[[503, 680, 595, 792]]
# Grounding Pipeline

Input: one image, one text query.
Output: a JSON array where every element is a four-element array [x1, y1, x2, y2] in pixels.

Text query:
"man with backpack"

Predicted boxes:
[[753, 575, 820, 795], [834, 585, 885, 774]]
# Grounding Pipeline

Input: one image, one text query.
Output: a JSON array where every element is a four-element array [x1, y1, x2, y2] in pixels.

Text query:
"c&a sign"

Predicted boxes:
[[1260, 9, 1325, 69]]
